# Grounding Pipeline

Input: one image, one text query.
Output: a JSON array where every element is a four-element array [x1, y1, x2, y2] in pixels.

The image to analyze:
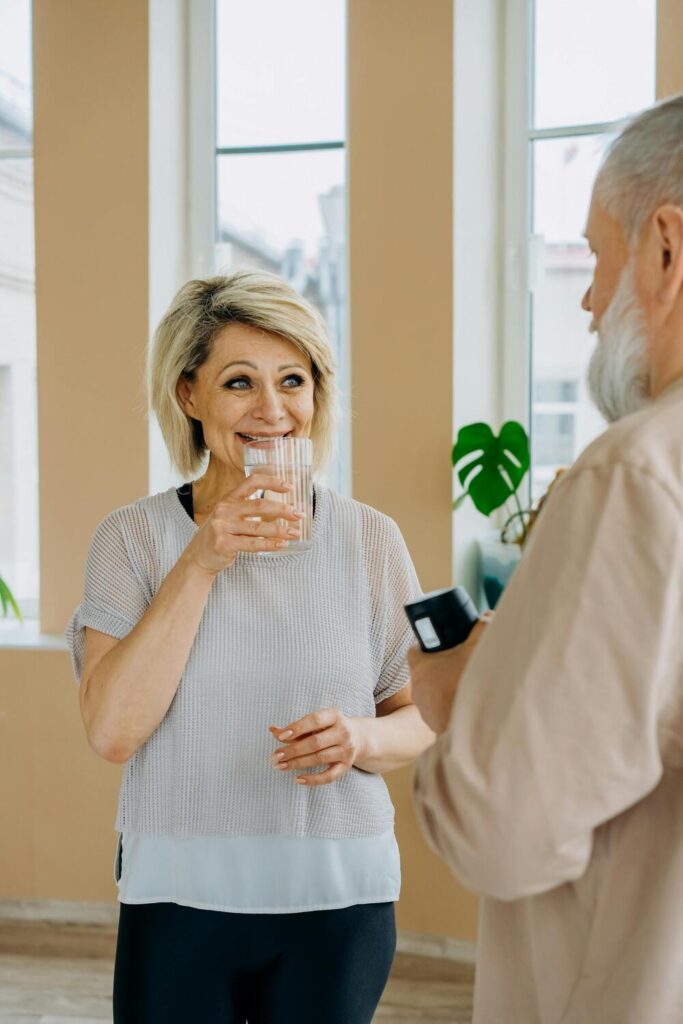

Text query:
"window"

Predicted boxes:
[[0, 0, 37, 620], [210, 0, 348, 491], [533, 376, 579, 485], [505, 0, 657, 500]]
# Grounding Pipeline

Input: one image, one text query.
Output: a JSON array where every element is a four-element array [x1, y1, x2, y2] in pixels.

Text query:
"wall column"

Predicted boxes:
[[33, 0, 150, 634], [348, 0, 479, 941]]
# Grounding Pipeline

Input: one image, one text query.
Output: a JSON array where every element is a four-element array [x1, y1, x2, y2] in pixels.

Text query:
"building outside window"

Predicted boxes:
[[0, 0, 37, 621]]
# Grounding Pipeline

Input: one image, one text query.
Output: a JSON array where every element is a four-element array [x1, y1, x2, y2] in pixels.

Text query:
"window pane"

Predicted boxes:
[[530, 135, 607, 498], [0, 0, 32, 148], [216, 0, 346, 147], [533, 0, 656, 129], [0, 157, 38, 612], [216, 150, 347, 488], [217, 149, 344, 259], [534, 379, 577, 403], [533, 412, 575, 465]]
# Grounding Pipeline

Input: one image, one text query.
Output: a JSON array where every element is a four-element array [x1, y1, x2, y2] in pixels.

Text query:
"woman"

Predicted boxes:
[[67, 270, 434, 1024]]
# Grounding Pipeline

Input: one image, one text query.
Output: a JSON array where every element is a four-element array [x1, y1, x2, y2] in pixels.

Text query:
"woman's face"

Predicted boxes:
[[177, 323, 316, 480]]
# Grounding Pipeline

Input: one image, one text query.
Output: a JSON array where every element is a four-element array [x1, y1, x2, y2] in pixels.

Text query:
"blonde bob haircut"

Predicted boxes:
[[149, 270, 339, 480]]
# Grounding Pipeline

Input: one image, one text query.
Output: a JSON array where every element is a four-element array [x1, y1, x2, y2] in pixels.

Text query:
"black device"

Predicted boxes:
[[405, 586, 480, 653]]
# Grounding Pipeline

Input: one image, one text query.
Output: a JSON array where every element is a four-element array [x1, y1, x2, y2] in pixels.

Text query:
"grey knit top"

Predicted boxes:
[[67, 485, 421, 840]]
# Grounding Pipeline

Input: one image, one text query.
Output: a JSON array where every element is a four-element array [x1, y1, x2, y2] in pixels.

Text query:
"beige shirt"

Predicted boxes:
[[414, 379, 683, 1024]]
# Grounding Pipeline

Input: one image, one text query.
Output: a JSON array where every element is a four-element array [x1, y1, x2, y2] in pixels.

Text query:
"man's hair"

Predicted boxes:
[[596, 92, 683, 241]]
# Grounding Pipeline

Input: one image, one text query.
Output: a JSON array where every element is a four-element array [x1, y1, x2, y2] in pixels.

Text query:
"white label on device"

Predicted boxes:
[[415, 616, 440, 649]]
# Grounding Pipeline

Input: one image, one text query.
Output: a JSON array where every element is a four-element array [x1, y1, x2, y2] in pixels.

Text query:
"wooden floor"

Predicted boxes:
[[0, 918, 475, 1023]]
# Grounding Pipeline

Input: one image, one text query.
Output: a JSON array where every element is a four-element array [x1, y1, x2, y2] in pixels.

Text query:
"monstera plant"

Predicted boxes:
[[452, 420, 532, 544], [0, 574, 22, 621], [452, 420, 532, 609]]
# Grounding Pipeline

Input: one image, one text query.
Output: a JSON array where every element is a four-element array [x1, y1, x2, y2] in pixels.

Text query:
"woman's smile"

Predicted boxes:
[[235, 428, 295, 445]]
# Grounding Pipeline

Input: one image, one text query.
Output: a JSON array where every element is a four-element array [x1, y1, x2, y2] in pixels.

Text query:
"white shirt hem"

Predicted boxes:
[[117, 892, 400, 914]]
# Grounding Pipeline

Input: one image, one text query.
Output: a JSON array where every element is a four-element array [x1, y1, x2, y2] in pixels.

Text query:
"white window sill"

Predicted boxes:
[[0, 619, 67, 651]]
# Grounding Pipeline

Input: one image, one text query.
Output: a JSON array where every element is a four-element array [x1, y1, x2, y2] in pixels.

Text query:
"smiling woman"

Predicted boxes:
[[66, 268, 435, 1024], [175, 325, 315, 516], [150, 270, 338, 480]]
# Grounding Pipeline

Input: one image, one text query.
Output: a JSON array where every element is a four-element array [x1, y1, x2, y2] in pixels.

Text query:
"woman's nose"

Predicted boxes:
[[581, 284, 592, 312], [254, 386, 287, 423]]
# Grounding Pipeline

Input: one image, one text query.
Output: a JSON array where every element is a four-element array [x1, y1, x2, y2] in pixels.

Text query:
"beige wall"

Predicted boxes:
[[0, 650, 121, 900], [34, 0, 150, 633], [657, 0, 683, 98], [347, 0, 478, 940]]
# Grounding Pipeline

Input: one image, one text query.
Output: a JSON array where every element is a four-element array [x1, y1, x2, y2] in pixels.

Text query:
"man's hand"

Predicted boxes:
[[408, 617, 491, 734], [269, 708, 366, 787]]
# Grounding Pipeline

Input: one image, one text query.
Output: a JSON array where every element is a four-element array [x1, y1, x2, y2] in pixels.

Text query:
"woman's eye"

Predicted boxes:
[[223, 374, 306, 391]]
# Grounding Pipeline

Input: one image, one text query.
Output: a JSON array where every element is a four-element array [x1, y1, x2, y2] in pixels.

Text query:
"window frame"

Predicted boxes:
[[188, 0, 216, 279]]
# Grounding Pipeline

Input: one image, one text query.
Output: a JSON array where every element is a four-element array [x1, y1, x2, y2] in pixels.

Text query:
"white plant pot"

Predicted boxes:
[[478, 536, 522, 609]]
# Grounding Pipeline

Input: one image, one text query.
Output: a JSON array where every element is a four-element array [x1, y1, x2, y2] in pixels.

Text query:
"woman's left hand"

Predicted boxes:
[[269, 709, 365, 787]]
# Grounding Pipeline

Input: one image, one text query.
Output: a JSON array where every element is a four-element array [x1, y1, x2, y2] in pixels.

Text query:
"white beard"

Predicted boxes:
[[586, 261, 650, 423]]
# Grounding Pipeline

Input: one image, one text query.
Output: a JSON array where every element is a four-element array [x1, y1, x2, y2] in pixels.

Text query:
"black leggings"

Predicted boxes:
[[113, 900, 396, 1023]]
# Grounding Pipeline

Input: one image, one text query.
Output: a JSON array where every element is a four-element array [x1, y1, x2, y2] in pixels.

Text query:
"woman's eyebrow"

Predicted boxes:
[[220, 360, 258, 373], [219, 361, 307, 373]]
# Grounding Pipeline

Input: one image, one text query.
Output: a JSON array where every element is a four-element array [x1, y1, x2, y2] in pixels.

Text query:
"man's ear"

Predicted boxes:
[[653, 204, 683, 304], [176, 376, 197, 418]]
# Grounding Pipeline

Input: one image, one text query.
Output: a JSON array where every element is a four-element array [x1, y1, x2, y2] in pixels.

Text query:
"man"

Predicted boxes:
[[410, 94, 683, 1024]]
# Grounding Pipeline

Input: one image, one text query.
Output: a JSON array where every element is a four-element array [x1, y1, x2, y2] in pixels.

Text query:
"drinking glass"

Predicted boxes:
[[242, 437, 313, 553]]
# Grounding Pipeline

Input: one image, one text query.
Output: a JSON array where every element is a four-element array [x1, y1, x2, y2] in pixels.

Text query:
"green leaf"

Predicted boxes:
[[451, 420, 530, 517], [0, 576, 23, 622]]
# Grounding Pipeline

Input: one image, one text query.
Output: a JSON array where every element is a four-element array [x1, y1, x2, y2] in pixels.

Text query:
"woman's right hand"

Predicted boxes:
[[184, 474, 304, 576]]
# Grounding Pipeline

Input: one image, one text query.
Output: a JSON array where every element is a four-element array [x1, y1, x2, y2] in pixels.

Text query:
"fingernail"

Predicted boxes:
[[277, 763, 288, 771], [296, 777, 307, 785], [274, 752, 285, 762], [294, 511, 306, 519], [280, 730, 293, 739]]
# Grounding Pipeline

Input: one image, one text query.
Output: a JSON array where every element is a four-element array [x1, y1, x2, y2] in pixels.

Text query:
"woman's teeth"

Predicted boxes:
[[238, 432, 293, 441]]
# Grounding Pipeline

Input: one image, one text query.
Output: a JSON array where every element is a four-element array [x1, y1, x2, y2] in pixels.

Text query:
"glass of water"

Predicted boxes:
[[242, 437, 313, 553]]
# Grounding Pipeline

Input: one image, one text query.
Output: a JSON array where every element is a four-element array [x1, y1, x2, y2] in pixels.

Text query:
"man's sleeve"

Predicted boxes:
[[413, 462, 681, 901]]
